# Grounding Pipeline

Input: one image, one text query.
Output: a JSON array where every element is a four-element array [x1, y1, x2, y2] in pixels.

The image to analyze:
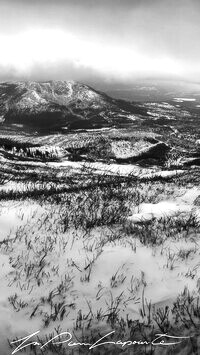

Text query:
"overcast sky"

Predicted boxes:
[[0, 0, 200, 85]]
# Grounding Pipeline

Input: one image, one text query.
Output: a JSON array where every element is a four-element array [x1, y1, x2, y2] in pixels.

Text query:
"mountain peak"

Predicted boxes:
[[0, 81, 142, 130]]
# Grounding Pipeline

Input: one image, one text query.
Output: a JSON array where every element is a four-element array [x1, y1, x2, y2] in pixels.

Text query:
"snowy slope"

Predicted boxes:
[[0, 81, 145, 129]]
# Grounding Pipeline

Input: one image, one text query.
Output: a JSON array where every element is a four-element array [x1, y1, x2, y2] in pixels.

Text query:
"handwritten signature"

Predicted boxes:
[[10, 330, 191, 354]]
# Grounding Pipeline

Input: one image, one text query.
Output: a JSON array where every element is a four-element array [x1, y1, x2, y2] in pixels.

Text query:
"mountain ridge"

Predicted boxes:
[[0, 80, 147, 130]]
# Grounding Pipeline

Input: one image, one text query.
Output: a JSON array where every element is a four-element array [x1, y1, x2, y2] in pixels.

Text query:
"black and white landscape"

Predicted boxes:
[[0, 1, 200, 355]]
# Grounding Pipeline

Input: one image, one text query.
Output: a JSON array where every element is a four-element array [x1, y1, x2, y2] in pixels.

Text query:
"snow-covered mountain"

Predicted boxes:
[[0, 81, 146, 130]]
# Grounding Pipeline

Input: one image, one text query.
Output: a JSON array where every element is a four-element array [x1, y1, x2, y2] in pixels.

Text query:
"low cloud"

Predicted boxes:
[[0, 0, 200, 83]]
